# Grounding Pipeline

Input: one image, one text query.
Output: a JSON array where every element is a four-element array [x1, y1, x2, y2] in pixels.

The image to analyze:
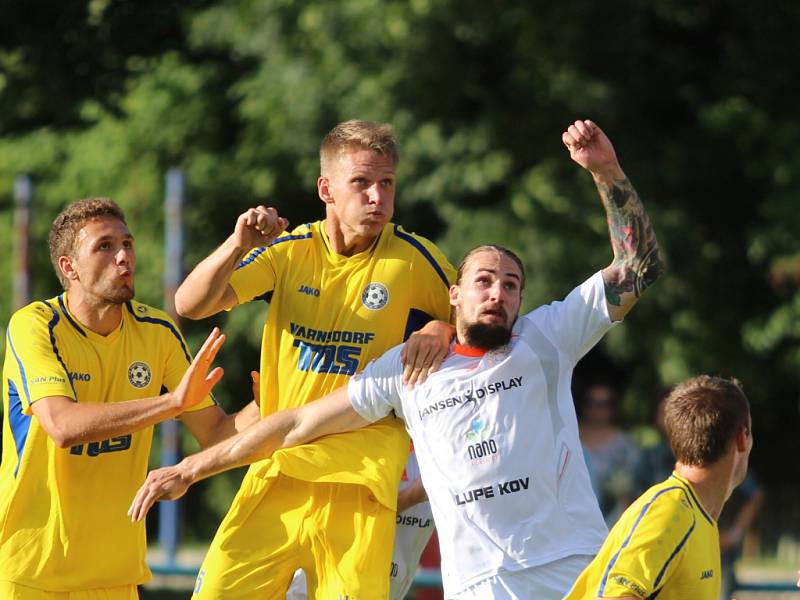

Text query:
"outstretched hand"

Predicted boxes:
[[562, 120, 622, 178], [172, 327, 226, 412], [128, 464, 191, 522]]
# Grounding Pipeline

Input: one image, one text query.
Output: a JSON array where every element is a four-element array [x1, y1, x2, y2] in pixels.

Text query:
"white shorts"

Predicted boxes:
[[448, 554, 594, 600], [390, 500, 434, 600]]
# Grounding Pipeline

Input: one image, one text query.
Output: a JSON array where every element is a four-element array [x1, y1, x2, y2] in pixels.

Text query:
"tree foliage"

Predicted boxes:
[[2, 0, 800, 524]]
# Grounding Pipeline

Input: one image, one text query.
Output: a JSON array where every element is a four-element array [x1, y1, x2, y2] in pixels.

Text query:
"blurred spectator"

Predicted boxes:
[[578, 383, 641, 526], [718, 472, 764, 600], [633, 394, 673, 494]]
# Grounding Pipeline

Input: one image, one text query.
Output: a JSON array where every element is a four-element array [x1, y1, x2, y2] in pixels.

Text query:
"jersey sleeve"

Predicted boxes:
[[347, 345, 406, 422], [5, 304, 75, 414], [229, 245, 279, 304], [520, 270, 617, 363], [157, 315, 216, 412], [599, 488, 696, 598]]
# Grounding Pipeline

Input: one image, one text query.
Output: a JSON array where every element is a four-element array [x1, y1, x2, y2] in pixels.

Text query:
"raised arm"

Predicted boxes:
[[128, 384, 370, 521], [563, 120, 664, 322], [31, 329, 226, 447], [174, 206, 289, 319]]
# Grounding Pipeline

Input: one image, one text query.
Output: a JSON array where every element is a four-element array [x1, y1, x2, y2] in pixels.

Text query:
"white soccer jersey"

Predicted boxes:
[[349, 271, 614, 596]]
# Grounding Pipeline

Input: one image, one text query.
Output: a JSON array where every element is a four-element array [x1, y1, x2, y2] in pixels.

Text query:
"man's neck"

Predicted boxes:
[[66, 290, 124, 336], [674, 461, 733, 520], [323, 218, 378, 257]]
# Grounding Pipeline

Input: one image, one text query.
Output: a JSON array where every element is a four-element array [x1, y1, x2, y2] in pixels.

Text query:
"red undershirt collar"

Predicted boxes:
[[454, 343, 487, 357]]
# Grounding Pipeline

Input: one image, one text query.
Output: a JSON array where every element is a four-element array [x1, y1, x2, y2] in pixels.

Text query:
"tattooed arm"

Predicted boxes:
[[562, 120, 664, 322]]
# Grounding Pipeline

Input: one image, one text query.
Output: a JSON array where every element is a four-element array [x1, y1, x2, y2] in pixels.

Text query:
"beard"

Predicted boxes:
[[463, 321, 512, 351], [100, 283, 135, 304]]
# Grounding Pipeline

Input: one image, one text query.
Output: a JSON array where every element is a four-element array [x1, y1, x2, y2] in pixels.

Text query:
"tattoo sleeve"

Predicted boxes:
[[596, 176, 664, 306]]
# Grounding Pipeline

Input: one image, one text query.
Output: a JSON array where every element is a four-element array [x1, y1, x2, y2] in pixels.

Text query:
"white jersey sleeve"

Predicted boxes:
[[520, 270, 616, 362], [347, 344, 407, 422]]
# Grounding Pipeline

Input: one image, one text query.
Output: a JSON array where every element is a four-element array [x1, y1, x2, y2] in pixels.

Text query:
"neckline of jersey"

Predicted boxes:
[[669, 471, 716, 525], [318, 220, 384, 263], [61, 292, 124, 344], [453, 343, 487, 357]]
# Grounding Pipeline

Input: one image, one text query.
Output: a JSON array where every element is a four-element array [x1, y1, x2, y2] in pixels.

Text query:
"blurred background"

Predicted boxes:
[[2, 0, 800, 597]]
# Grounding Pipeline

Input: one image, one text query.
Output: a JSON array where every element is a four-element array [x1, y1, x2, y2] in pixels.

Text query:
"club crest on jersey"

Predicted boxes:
[[128, 361, 152, 388], [361, 282, 389, 310]]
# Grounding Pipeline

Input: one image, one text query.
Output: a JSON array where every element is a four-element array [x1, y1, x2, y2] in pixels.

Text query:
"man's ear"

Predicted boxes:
[[317, 176, 333, 205], [58, 255, 78, 283], [449, 284, 460, 308], [735, 425, 749, 452]]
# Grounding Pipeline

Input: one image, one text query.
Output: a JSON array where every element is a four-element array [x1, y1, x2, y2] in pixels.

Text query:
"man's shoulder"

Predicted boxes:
[[632, 478, 698, 530], [268, 222, 316, 250], [123, 301, 184, 338], [383, 223, 454, 283], [9, 298, 59, 330]]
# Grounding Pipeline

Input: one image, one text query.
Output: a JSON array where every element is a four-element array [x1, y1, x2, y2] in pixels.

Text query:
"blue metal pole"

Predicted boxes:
[[159, 168, 186, 566], [13, 175, 32, 310]]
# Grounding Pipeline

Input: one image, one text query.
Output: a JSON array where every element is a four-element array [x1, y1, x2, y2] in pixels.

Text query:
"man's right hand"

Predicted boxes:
[[171, 328, 227, 412], [233, 205, 289, 252], [128, 462, 192, 522]]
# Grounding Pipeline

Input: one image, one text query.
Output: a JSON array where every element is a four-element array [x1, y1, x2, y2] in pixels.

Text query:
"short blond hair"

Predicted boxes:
[[48, 198, 127, 289], [320, 120, 399, 174]]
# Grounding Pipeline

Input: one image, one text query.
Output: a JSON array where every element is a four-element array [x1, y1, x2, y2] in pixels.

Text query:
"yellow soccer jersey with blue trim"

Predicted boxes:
[[0, 296, 215, 592], [564, 472, 720, 600], [229, 220, 455, 508]]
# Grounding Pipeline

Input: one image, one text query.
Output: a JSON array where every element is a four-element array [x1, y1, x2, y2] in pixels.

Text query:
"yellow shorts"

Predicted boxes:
[[0, 581, 138, 600], [193, 470, 395, 600]]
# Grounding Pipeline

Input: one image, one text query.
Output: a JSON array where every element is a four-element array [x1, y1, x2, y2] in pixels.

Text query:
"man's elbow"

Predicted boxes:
[[46, 426, 82, 449], [174, 291, 202, 320]]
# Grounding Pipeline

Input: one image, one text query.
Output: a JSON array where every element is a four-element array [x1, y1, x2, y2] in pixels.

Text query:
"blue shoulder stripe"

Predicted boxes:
[[125, 302, 191, 363], [670, 473, 714, 525], [598, 485, 689, 596], [6, 379, 31, 477], [58, 294, 86, 337], [392, 225, 450, 288], [652, 519, 696, 590], [235, 227, 314, 270], [6, 328, 33, 406], [44, 302, 77, 398]]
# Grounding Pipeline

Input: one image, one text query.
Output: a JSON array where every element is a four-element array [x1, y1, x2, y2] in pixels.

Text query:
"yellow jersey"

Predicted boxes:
[[229, 220, 455, 508], [0, 296, 215, 591], [564, 472, 720, 600]]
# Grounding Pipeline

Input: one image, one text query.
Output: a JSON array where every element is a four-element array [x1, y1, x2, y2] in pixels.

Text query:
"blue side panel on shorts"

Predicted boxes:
[[392, 225, 450, 288], [403, 309, 434, 342], [7, 379, 32, 477]]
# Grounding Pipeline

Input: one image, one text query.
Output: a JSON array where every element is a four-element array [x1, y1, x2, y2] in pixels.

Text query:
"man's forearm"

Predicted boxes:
[[180, 409, 299, 484], [174, 235, 247, 319], [593, 169, 664, 306], [33, 393, 183, 448]]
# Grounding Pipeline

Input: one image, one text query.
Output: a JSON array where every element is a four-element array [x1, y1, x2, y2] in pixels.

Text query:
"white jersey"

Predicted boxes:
[[349, 271, 614, 596]]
